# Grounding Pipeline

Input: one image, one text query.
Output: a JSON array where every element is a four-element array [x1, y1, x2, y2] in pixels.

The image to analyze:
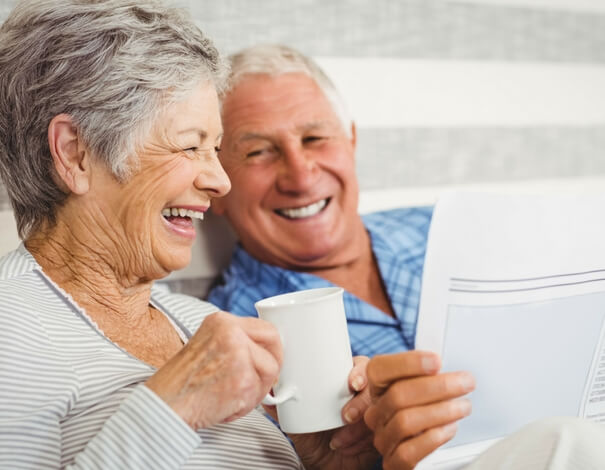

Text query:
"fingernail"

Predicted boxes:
[[457, 399, 472, 415], [459, 373, 475, 391], [344, 407, 360, 424], [351, 376, 365, 391], [329, 437, 342, 450], [422, 355, 438, 373], [442, 422, 457, 438]]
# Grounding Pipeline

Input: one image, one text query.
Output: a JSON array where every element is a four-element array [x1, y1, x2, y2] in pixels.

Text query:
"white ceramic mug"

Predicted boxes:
[[255, 287, 354, 434]]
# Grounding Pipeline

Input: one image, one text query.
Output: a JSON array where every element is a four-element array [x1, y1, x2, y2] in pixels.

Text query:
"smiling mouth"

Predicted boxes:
[[275, 198, 331, 220], [161, 207, 205, 222]]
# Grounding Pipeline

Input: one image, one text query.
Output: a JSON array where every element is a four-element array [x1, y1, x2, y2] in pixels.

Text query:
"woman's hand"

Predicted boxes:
[[266, 356, 381, 470], [364, 351, 475, 470], [145, 311, 282, 430]]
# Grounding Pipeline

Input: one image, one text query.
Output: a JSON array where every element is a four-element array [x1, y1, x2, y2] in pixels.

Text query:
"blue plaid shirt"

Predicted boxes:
[[207, 207, 432, 357]]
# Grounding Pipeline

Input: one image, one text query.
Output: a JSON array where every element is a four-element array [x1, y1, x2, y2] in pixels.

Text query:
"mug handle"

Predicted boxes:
[[262, 386, 297, 405]]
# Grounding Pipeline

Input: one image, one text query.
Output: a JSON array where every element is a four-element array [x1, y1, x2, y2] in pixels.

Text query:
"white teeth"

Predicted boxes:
[[277, 198, 328, 219], [161, 207, 205, 220]]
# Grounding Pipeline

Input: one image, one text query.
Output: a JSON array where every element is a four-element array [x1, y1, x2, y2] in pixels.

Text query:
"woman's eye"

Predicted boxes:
[[214, 146, 221, 153], [179, 147, 202, 160]]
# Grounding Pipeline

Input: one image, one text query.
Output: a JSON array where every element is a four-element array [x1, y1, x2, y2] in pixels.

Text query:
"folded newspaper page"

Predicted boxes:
[[415, 191, 605, 469]]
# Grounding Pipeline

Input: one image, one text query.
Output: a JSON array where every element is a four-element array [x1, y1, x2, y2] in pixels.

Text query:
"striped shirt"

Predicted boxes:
[[208, 207, 433, 358], [0, 244, 302, 469]]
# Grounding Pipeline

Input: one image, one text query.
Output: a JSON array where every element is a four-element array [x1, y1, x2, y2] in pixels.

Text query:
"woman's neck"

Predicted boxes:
[[26, 217, 154, 323]]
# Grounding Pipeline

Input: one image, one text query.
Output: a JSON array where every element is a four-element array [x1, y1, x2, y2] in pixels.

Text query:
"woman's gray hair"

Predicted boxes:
[[0, 0, 227, 239], [225, 44, 352, 138]]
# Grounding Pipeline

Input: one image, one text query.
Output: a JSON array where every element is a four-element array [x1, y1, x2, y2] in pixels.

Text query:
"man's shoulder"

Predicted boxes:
[[206, 247, 296, 317], [363, 206, 433, 233], [206, 270, 278, 317]]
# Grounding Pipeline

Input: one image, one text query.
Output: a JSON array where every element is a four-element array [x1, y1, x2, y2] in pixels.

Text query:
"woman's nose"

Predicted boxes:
[[194, 154, 232, 198]]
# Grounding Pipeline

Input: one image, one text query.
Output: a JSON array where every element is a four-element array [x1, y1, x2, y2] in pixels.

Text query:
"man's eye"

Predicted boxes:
[[245, 146, 277, 159], [303, 136, 324, 144], [246, 149, 263, 158], [183, 147, 198, 153]]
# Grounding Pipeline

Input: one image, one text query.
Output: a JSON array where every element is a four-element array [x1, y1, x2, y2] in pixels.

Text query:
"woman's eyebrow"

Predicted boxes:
[[177, 128, 209, 141]]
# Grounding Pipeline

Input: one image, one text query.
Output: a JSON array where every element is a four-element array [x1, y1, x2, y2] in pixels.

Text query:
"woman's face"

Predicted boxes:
[[87, 81, 230, 279]]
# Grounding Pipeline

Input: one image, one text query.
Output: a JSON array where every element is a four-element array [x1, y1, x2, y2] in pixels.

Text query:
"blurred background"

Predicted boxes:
[[1, 0, 604, 294]]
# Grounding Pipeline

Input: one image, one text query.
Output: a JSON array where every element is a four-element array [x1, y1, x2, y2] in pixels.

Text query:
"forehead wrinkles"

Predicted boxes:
[[224, 75, 335, 132], [224, 91, 339, 147], [239, 119, 336, 141]]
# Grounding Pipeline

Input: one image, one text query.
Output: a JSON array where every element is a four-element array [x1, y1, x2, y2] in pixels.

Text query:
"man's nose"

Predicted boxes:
[[275, 144, 318, 194]]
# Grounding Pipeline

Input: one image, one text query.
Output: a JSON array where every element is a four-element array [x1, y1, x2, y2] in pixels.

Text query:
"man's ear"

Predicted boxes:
[[350, 121, 357, 150], [48, 114, 91, 195]]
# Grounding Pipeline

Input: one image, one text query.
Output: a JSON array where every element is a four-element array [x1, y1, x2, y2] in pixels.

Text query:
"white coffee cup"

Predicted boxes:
[[255, 287, 353, 434]]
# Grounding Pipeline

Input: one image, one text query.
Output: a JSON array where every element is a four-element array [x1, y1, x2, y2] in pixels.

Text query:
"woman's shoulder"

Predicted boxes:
[[151, 284, 219, 333], [0, 252, 48, 311], [0, 266, 77, 386], [0, 244, 37, 281]]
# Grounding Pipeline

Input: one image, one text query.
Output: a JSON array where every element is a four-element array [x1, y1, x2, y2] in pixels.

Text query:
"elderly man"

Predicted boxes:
[[208, 44, 431, 358], [207, 44, 473, 466], [206, 45, 605, 469]]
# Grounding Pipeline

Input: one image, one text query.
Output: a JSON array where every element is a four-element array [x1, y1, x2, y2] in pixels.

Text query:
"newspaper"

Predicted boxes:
[[415, 191, 605, 469]]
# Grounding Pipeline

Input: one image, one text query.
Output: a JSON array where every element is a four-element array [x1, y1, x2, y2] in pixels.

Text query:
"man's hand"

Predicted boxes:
[[364, 351, 475, 470], [265, 356, 380, 470]]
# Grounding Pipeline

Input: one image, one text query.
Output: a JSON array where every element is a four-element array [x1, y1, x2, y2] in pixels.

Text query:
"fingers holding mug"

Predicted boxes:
[[146, 311, 283, 430]]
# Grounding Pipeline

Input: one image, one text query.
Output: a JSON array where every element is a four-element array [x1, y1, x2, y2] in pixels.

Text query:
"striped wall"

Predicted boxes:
[[1, 0, 604, 297], [450, 0, 605, 12]]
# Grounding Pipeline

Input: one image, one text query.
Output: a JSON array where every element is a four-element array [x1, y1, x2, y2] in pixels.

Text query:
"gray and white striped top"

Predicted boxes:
[[0, 245, 303, 469]]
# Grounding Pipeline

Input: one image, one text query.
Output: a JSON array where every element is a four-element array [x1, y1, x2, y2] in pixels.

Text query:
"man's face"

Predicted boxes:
[[213, 73, 363, 269]]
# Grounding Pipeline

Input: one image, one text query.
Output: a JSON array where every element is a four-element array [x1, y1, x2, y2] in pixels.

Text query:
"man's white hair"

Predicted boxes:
[[224, 44, 352, 137]]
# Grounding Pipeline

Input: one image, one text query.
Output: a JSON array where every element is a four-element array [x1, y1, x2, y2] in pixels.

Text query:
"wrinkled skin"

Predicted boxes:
[[146, 312, 283, 428]]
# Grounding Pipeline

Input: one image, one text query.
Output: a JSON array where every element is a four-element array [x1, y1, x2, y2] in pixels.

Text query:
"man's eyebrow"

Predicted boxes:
[[237, 122, 331, 142], [298, 121, 330, 132], [238, 132, 268, 142]]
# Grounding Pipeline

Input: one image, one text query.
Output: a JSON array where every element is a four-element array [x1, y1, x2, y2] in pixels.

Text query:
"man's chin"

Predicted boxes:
[[278, 246, 346, 270]]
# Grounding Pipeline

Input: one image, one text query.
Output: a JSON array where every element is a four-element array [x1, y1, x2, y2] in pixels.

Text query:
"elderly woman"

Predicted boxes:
[[0, 1, 378, 468]]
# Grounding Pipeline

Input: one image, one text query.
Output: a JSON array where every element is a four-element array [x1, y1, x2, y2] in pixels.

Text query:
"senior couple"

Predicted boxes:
[[0, 1, 603, 469]]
